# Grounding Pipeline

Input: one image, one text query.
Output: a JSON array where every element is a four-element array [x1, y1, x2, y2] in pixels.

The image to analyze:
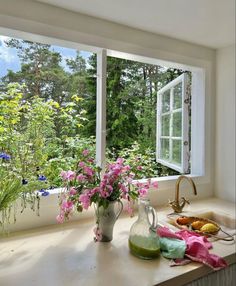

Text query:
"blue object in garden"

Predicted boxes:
[[0, 152, 11, 160], [38, 189, 50, 196], [38, 175, 47, 181], [41, 191, 50, 196]]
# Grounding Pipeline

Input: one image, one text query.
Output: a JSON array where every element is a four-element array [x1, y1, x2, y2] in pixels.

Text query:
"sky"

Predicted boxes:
[[0, 35, 92, 77]]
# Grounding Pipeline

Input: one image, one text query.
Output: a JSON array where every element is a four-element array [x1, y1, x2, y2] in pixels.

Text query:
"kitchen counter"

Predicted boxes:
[[0, 198, 235, 286]]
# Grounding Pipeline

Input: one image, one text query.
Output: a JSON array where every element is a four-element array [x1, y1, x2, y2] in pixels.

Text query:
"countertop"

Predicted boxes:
[[0, 198, 235, 286]]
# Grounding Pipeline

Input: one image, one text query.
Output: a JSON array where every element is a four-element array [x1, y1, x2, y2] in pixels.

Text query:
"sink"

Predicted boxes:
[[165, 209, 236, 240], [195, 210, 236, 230]]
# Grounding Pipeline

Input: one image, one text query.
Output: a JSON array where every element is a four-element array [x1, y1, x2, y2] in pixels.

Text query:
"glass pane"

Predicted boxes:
[[172, 139, 182, 165], [173, 82, 182, 110], [160, 139, 169, 160], [161, 115, 170, 136], [0, 35, 96, 190], [172, 112, 182, 137], [162, 90, 170, 113]]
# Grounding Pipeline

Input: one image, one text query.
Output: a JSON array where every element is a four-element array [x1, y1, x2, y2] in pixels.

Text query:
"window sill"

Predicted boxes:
[[1, 173, 212, 234], [0, 198, 235, 286]]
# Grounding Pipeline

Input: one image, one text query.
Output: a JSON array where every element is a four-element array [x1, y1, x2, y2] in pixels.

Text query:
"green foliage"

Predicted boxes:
[[0, 167, 23, 212], [0, 161, 45, 228], [44, 136, 96, 186], [112, 142, 179, 179], [0, 81, 95, 189], [0, 37, 183, 201]]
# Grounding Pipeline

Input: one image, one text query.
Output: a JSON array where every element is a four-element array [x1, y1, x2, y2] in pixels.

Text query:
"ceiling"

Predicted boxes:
[[38, 0, 235, 49]]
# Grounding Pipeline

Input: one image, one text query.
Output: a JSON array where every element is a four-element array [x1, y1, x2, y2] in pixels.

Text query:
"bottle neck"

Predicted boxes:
[[138, 198, 150, 220]]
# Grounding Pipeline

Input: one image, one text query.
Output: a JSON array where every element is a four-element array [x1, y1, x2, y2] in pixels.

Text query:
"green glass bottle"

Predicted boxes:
[[129, 197, 160, 259]]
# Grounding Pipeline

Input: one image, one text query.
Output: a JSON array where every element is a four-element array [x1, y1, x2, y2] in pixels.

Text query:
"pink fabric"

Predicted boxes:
[[157, 227, 227, 270], [157, 226, 183, 240], [176, 229, 213, 249], [170, 258, 192, 267]]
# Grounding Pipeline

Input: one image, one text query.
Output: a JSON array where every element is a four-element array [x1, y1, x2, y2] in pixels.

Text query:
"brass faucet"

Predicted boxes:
[[169, 175, 197, 213]]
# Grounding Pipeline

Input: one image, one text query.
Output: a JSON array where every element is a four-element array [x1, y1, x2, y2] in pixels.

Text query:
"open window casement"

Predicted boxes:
[[156, 73, 190, 173]]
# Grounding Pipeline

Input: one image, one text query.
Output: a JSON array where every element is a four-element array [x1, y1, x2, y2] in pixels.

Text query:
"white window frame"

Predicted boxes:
[[156, 73, 190, 173], [96, 49, 107, 169], [0, 28, 206, 181]]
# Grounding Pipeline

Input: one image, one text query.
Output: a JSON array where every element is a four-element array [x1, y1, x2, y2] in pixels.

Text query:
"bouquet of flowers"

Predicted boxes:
[[57, 149, 158, 241]]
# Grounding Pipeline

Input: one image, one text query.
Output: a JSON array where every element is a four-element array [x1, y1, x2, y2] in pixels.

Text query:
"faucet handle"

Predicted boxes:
[[181, 197, 190, 205], [168, 199, 175, 206]]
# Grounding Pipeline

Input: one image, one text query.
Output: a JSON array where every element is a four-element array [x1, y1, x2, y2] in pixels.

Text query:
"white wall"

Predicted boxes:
[[215, 45, 235, 202], [0, 0, 217, 232]]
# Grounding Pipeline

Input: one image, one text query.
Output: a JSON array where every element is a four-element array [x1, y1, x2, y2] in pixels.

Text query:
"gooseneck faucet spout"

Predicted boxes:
[[169, 175, 197, 213]]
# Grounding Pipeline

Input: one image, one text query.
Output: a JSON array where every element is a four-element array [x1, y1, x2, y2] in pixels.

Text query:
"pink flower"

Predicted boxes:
[[144, 182, 151, 189], [82, 149, 89, 156], [137, 166, 143, 171], [90, 187, 99, 196], [152, 181, 159, 188], [100, 180, 107, 188], [60, 170, 76, 181], [93, 226, 102, 242], [119, 183, 128, 194], [116, 158, 124, 165], [113, 167, 122, 176], [133, 181, 144, 188], [100, 189, 109, 198], [106, 185, 113, 192], [84, 166, 94, 176], [69, 187, 77, 195], [77, 174, 86, 182], [124, 201, 135, 217], [61, 200, 74, 212], [138, 188, 148, 197], [126, 177, 133, 184], [56, 213, 65, 223], [123, 165, 131, 172], [78, 161, 85, 168], [60, 171, 67, 180], [103, 173, 109, 180], [121, 192, 128, 199], [129, 172, 135, 179], [79, 193, 90, 210]]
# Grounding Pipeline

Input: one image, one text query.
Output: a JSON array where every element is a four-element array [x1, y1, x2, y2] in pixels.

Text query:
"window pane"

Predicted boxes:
[[172, 139, 181, 165], [172, 112, 182, 137], [105, 56, 184, 177], [162, 90, 170, 113], [173, 83, 182, 110], [0, 35, 96, 189], [161, 115, 170, 136], [160, 139, 169, 160]]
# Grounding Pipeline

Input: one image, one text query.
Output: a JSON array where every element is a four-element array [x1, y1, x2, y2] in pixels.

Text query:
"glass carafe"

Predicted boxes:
[[128, 197, 160, 259]]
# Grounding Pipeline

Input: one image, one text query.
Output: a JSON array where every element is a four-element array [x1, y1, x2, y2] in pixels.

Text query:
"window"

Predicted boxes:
[[0, 34, 205, 188], [0, 30, 206, 231], [156, 73, 190, 173]]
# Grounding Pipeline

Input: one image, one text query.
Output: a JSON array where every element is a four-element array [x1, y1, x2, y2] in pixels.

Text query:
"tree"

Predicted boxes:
[[1, 39, 89, 140]]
